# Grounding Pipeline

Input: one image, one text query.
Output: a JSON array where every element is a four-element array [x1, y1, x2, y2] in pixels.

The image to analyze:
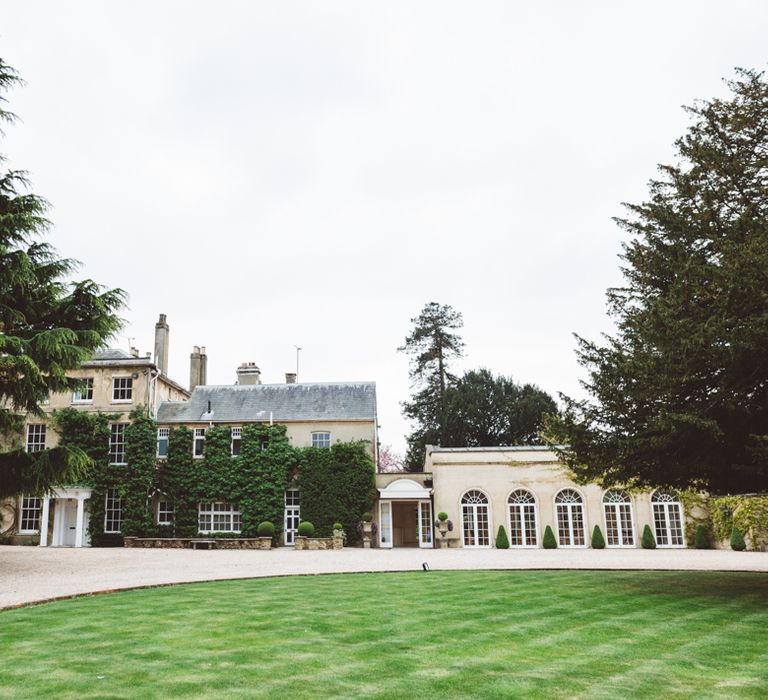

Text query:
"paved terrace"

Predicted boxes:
[[1, 545, 767, 609]]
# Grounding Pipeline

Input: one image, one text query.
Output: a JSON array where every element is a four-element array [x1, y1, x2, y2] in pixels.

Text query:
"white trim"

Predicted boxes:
[[378, 478, 433, 500], [379, 500, 393, 548]]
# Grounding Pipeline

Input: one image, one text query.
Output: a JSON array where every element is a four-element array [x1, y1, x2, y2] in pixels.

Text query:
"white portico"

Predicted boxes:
[[377, 478, 434, 549], [39, 487, 92, 547]]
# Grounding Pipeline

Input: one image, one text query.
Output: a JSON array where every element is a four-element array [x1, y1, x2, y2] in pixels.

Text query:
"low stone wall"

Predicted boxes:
[[123, 537, 261, 549], [295, 536, 343, 551]]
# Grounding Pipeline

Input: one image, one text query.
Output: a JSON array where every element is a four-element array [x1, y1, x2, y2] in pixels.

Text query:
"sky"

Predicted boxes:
[[2, 1, 767, 455]]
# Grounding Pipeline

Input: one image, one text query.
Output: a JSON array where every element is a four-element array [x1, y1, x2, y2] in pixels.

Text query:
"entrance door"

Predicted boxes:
[[284, 490, 300, 546], [417, 501, 433, 548], [379, 501, 393, 548], [62, 500, 77, 546]]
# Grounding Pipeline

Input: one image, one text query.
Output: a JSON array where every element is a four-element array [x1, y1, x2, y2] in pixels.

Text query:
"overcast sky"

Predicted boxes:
[[2, 2, 767, 454]]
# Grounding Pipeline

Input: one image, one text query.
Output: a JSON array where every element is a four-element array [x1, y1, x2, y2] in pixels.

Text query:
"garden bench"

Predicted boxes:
[[190, 539, 217, 550]]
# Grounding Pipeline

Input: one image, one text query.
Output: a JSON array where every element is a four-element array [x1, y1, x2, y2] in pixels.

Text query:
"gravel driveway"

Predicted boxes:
[[1, 545, 766, 609]]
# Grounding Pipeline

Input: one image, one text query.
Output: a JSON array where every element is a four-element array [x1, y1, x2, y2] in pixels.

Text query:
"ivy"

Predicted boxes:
[[157, 426, 196, 536], [122, 409, 157, 536], [297, 441, 376, 541]]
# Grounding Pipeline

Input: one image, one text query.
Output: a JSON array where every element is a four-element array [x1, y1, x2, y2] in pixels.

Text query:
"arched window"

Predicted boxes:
[[461, 490, 490, 547], [651, 490, 685, 547], [508, 489, 538, 547], [555, 489, 585, 547], [603, 490, 634, 547]]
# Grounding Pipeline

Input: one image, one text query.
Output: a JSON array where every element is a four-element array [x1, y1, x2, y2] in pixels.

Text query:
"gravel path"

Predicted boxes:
[[1, 545, 766, 609]]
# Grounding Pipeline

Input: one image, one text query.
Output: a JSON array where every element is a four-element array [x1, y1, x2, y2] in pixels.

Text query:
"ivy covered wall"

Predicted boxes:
[[52, 408, 375, 544]]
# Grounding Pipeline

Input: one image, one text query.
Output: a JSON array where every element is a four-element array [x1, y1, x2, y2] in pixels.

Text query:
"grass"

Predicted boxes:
[[2, 570, 768, 698]]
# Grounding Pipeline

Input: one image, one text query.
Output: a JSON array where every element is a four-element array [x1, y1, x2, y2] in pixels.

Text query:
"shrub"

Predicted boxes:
[[437, 511, 448, 522], [641, 524, 657, 549], [591, 525, 606, 549], [257, 521, 275, 537], [362, 512, 373, 522], [332, 522, 343, 531], [495, 525, 510, 549], [730, 526, 746, 551], [543, 525, 557, 549], [298, 521, 315, 537], [694, 524, 710, 549]]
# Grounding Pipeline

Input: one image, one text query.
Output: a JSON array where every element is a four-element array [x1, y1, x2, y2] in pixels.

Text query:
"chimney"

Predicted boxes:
[[154, 314, 170, 374], [130, 346, 139, 358], [285, 372, 297, 384], [236, 362, 261, 385], [190, 345, 207, 391]]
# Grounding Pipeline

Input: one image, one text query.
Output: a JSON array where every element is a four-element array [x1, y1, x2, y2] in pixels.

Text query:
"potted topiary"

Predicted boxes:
[[296, 521, 314, 550], [257, 521, 275, 550], [361, 512, 373, 548], [332, 522, 345, 550], [435, 511, 450, 541]]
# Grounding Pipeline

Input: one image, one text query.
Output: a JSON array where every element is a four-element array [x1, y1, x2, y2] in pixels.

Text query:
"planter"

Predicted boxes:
[[258, 537, 272, 551]]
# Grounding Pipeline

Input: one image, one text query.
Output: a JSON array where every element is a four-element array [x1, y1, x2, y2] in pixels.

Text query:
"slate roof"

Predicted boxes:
[[92, 349, 136, 360], [156, 382, 377, 423]]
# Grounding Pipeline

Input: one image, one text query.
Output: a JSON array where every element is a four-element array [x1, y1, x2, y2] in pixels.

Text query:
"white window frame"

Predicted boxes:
[[198, 502, 241, 533], [18, 496, 43, 534], [156, 428, 170, 459], [72, 378, 94, 403], [193, 428, 206, 458], [231, 427, 242, 457], [25, 424, 46, 453], [651, 490, 686, 548], [284, 490, 300, 545], [460, 489, 491, 548], [157, 499, 174, 526], [507, 489, 539, 548], [109, 423, 128, 465], [554, 488, 587, 548], [603, 489, 635, 548], [104, 488, 123, 533], [112, 376, 133, 403], [311, 431, 331, 448]]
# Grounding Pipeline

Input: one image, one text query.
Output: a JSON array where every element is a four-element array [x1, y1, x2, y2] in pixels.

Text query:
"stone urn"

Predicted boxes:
[[362, 522, 373, 549]]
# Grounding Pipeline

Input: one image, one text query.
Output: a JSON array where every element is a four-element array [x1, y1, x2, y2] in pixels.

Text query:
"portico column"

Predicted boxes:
[[75, 496, 85, 548], [38, 496, 50, 547]]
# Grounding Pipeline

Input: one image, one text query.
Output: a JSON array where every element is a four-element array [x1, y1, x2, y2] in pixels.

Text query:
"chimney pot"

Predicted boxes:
[[236, 362, 262, 385], [285, 372, 297, 384]]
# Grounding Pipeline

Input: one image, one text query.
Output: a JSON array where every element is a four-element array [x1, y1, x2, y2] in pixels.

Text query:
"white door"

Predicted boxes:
[[418, 501, 433, 548], [62, 500, 77, 546], [379, 501, 393, 548], [284, 490, 300, 545]]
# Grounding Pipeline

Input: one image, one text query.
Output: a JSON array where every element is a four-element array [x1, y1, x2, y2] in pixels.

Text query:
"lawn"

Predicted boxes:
[[2, 570, 767, 698]]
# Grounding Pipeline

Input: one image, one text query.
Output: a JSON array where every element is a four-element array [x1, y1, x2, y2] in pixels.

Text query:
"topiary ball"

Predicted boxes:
[[437, 512, 449, 522], [257, 521, 275, 537], [641, 524, 657, 549], [543, 525, 557, 549], [591, 525, 606, 549], [298, 521, 315, 537], [362, 512, 373, 523], [332, 522, 343, 531]]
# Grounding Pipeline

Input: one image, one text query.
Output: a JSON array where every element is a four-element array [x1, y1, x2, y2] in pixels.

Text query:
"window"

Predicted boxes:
[[112, 376, 133, 402], [72, 378, 94, 403], [26, 424, 46, 453], [157, 500, 174, 526], [199, 503, 241, 533], [311, 431, 331, 448], [651, 490, 685, 547], [284, 490, 300, 545], [156, 428, 170, 458], [19, 496, 42, 533], [260, 436, 269, 451], [603, 490, 634, 547], [193, 428, 206, 458], [461, 490, 490, 547], [555, 489, 586, 547], [231, 427, 242, 456], [109, 423, 127, 465], [508, 489, 538, 547], [104, 488, 123, 533]]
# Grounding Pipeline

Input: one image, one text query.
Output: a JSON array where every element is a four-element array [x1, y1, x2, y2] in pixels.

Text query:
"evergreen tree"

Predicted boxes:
[[591, 525, 606, 549], [0, 58, 125, 498], [495, 524, 510, 549], [641, 525, 657, 549], [730, 526, 747, 551], [399, 302, 464, 469], [542, 525, 557, 549], [550, 69, 768, 493], [443, 369, 557, 447]]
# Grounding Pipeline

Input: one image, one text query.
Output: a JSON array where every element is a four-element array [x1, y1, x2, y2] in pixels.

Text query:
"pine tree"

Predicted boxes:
[[0, 58, 125, 498], [550, 69, 768, 493], [495, 525, 510, 549], [399, 302, 464, 470], [542, 525, 557, 549], [591, 525, 606, 549], [641, 525, 657, 549]]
